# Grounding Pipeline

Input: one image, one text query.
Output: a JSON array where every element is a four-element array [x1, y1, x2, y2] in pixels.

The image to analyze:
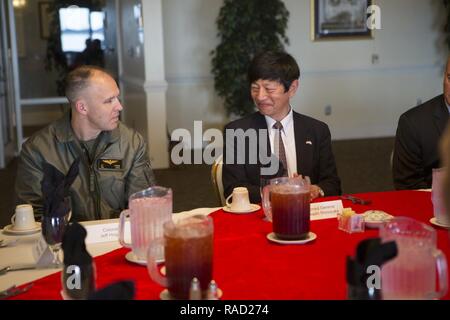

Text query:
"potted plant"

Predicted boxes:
[[445, 0, 450, 48], [211, 0, 290, 117]]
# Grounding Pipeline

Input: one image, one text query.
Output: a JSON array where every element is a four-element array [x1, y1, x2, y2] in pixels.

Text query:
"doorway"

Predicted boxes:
[[1, 0, 121, 169], [0, 0, 18, 169]]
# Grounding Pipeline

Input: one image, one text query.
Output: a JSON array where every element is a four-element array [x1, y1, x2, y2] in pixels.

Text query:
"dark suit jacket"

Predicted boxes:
[[222, 111, 342, 203], [393, 94, 449, 190]]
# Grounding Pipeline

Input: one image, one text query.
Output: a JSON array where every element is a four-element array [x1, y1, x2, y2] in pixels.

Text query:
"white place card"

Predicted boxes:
[[310, 200, 343, 221], [32, 235, 54, 267], [80, 219, 130, 244]]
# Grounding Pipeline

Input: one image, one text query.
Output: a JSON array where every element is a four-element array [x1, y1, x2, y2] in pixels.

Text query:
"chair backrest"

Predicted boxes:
[[211, 154, 226, 206], [390, 149, 394, 169]]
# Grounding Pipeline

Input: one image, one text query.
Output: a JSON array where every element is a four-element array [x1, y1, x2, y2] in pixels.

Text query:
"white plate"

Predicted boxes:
[[2, 223, 41, 235], [125, 251, 164, 266], [159, 288, 223, 300], [266, 232, 317, 245], [363, 210, 393, 228], [222, 204, 261, 214], [429, 217, 450, 229]]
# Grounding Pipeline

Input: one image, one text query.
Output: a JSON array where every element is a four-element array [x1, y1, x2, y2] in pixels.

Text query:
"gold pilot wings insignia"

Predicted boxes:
[[98, 159, 123, 170]]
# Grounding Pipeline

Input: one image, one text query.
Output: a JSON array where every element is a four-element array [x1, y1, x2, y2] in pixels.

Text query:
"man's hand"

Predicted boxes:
[[292, 173, 321, 200], [310, 185, 323, 200]]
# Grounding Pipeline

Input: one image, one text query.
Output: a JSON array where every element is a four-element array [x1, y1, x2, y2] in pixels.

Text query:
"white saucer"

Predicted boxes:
[[363, 210, 394, 228], [125, 251, 164, 266], [2, 223, 41, 235], [429, 217, 450, 229], [160, 288, 223, 300], [125, 251, 147, 266], [222, 204, 261, 214], [266, 232, 317, 245]]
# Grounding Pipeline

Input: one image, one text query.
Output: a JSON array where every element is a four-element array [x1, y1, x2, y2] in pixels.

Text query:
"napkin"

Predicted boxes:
[[346, 237, 398, 300], [41, 158, 80, 217], [88, 281, 135, 300], [61, 222, 95, 299], [62, 222, 92, 266]]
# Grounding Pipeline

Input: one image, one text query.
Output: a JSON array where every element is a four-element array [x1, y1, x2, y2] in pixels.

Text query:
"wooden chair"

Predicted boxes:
[[211, 154, 225, 206]]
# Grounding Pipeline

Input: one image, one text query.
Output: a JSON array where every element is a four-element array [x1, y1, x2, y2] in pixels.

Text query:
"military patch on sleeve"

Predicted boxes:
[[98, 159, 123, 170]]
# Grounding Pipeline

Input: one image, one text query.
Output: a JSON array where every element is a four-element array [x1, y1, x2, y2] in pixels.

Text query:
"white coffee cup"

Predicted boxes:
[[11, 204, 36, 230], [225, 187, 252, 212]]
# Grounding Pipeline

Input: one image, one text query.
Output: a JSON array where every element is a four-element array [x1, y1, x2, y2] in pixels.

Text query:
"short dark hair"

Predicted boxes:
[[248, 51, 300, 92], [65, 65, 111, 103]]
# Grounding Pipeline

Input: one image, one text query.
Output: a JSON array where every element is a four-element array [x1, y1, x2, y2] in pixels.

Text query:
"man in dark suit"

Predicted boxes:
[[393, 58, 450, 190], [222, 51, 341, 203]]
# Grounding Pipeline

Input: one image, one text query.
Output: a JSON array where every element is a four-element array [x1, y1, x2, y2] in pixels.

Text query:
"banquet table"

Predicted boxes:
[[2, 190, 450, 300]]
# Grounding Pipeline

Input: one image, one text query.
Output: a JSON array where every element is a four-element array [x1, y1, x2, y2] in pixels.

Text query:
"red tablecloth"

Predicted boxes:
[[11, 190, 450, 300]]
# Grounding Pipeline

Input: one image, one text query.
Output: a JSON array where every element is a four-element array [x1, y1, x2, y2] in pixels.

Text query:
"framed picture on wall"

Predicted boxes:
[[311, 0, 373, 40], [38, 1, 52, 39]]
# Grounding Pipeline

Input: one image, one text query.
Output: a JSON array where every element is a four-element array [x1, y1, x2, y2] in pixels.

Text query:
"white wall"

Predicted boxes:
[[286, 0, 446, 139], [120, 0, 147, 139], [162, 0, 447, 140], [120, 0, 169, 169], [162, 0, 225, 134], [120, 0, 146, 79]]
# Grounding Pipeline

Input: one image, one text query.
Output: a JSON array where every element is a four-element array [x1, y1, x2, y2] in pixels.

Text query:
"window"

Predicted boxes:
[[90, 11, 105, 43], [59, 7, 105, 52]]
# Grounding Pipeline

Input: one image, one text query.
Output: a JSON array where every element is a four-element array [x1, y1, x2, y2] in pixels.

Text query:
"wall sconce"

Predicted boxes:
[[13, 0, 27, 9]]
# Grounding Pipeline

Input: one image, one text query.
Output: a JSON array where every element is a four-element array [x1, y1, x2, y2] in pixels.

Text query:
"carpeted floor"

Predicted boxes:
[[0, 134, 395, 228]]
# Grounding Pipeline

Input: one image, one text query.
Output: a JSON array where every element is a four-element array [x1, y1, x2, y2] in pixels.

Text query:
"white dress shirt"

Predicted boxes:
[[264, 108, 297, 177]]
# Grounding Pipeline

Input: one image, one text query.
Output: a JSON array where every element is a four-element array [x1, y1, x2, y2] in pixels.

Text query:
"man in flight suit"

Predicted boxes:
[[15, 66, 156, 221]]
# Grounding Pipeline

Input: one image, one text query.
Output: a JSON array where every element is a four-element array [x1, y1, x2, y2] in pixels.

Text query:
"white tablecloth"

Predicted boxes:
[[0, 207, 220, 292]]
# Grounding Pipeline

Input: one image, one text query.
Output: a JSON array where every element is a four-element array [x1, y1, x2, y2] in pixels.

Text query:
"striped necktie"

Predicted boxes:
[[273, 121, 288, 176]]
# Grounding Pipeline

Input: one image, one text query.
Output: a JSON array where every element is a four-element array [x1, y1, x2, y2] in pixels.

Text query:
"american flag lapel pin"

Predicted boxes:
[[306, 140, 312, 145]]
